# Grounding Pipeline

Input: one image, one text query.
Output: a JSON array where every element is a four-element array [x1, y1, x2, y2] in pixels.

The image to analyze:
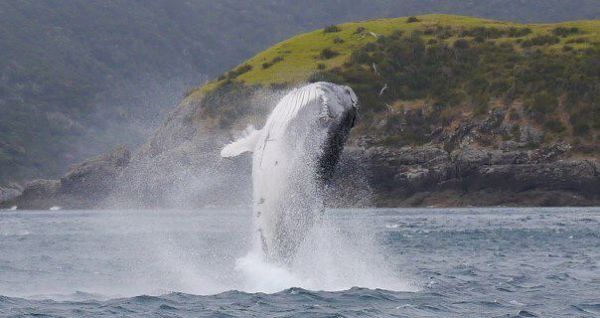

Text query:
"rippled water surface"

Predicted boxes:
[[1, 207, 599, 317]]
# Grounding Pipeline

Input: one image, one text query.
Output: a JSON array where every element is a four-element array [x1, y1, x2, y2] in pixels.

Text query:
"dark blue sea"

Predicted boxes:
[[0, 208, 599, 317]]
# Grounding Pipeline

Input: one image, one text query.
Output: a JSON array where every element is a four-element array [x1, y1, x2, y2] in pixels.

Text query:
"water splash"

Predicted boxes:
[[235, 215, 415, 293]]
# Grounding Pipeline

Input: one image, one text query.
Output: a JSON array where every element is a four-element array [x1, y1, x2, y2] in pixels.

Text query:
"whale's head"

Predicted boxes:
[[305, 82, 358, 182], [313, 82, 358, 125]]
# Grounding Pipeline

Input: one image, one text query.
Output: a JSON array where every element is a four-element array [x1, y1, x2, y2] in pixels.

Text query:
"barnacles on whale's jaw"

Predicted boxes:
[[318, 95, 333, 125]]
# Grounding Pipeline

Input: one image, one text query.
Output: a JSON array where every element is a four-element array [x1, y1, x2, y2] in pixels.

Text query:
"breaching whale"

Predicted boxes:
[[221, 82, 358, 264]]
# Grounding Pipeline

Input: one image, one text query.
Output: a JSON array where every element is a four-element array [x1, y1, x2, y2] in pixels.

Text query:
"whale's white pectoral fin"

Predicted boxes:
[[220, 125, 261, 158]]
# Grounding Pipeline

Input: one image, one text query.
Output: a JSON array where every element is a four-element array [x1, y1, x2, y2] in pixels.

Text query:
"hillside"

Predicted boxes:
[[190, 15, 599, 149], [2, 14, 600, 209], [2, 1, 600, 186]]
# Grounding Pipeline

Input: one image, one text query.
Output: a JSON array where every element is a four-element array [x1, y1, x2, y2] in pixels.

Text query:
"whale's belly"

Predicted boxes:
[[251, 124, 325, 263]]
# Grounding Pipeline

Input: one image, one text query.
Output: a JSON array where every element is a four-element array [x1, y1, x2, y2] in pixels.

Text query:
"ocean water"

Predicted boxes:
[[0, 207, 598, 317]]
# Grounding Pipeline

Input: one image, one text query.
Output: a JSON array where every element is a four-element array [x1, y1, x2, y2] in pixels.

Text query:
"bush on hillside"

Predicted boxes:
[[552, 27, 580, 37], [324, 25, 341, 33], [521, 35, 560, 47], [319, 48, 340, 59]]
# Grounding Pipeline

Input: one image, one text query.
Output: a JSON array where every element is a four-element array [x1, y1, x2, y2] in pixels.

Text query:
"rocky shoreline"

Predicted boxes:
[[363, 144, 599, 207], [2, 91, 599, 210], [2, 141, 598, 210]]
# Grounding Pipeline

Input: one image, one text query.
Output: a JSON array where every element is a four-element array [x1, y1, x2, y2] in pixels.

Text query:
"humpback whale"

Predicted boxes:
[[221, 82, 358, 264]]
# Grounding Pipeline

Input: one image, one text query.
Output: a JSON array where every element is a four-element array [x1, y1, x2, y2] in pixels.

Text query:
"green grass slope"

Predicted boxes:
[[188, 14, 600, 151], [196, 14, 600, 87]]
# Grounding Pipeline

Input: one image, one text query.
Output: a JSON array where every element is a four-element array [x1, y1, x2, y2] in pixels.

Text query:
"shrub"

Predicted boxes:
[[261, 56, 284, 69], [354, 26, 366, 34], [407, 16, 420, 23], [521, 35, 560, 47], [525, 91, 558, 121], [389, 30, 405, 39], [511, 124, 521, 140], [544, 119, 566, 133], [474, 102, 489, 116], [363, 42, 377, 52], [453, 39, 470, 49], [507, 27, 532, 37], [350, 50, 370, 64], [319, 48, 339, 59], [227, 64, 252, 78], [573, 123, 590, 135], [424, 26, 454, 40], [566, 37, 587, 44], [333, 37, 345, 44], [570, 112, 592, 136], [461, 27, 505, 39], [489, 80, 510, 94], [508, 108, 521, 121], [323, 25, 341, 33], [552, 27, 580, 37]]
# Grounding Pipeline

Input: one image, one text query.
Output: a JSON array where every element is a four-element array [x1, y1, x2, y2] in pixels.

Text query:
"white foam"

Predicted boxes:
[[235, 250, 302, 293], [235, 219, 417, 293]]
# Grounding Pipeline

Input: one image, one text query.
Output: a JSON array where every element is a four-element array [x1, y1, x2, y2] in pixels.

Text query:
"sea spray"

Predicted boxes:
[[234, 212, 415, 292]]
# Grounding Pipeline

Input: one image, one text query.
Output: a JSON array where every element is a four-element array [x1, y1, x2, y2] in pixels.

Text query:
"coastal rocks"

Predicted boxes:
[[0, 183, 22, 202], [60, 145, 130, 198], [365, 142, 600, 207], [2, 146, 131, 209], [13, 180, 61, 208]]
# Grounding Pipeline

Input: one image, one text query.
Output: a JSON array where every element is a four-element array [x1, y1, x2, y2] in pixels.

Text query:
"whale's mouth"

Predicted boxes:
[[319, 99, 332, 122], [318, 97, 358, 127]]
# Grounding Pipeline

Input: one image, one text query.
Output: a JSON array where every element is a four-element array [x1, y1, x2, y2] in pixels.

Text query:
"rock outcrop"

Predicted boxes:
[[0, 183, 22, 203], [2, 146, 131, 209], [363, 143, 600, 206]]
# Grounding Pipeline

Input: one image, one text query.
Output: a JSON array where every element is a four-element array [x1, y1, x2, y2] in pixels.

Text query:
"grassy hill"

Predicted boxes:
[[187, 14, 600, 152]]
